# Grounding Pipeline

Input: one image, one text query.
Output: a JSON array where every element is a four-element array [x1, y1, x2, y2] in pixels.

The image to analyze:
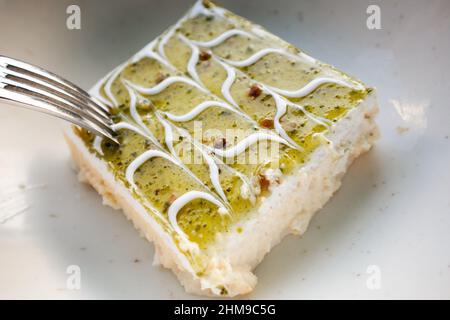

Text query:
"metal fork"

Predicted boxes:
[[0, 55, 118, 143]]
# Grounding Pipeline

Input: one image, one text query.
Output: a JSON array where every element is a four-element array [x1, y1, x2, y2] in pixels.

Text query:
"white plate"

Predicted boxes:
[[1, 0, 449, 299]]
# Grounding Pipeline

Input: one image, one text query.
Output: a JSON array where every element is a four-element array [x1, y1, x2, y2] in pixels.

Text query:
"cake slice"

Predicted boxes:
[[65, 0, 379, 297]]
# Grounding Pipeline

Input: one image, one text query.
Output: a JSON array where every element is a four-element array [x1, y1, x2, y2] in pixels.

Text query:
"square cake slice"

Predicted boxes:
[[65, 0, 379, 297]]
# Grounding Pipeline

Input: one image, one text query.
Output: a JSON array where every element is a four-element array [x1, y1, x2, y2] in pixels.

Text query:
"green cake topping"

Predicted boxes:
[[76, 0, 370, 269]]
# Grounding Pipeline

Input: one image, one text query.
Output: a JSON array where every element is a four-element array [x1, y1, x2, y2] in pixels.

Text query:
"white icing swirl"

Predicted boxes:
[[158, 27, 177, 61], [104, 63, 127, 107], [154, 114, 178, 156], [93, 121, 154, 155], [222, 48, 298, 67], [174, 126, 255, 203], [216, 59, 239, 108], [124, 76, 206, 95], [153, 115, 227, 200], [266, 77, 364, 98], [90, 69, 115, 107], [190, 29, 253, 48], [267, 87, 304, 148], [263, 86, 331, 148], [132, 40, 175, 70], [126, 147, 227, 244], [176, 33, 240, 108], [112, 122, 152, 138], [160, 123, 229, 203], [211, 132, 289, 159], [289, 103, 333, 127], [188, 139, 228, 202], [125, 149, 179, 189], [177, 34, 204, 86], [163, 100, 248, 122], [168, 191, 228, 241], [123, 83, 153, 136]]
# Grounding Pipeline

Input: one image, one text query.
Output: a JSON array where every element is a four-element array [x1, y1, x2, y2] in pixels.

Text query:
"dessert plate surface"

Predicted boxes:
[[0, 0, 449, 299]]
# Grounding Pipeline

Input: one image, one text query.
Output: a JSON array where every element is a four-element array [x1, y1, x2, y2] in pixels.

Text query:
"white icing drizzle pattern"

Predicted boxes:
[[162, 100, 249, 122], [266, 87, 306, 148], [168, 190, 228, 242], [190, 29, 254, 47], [101, 55, 237, 208], [112, 122, 153, 139], [158, 26, 180, 62], [147, 114, 217, 193], [104, 63, 127, 107], [93, 121, 154, 155], [184, 1, 364, 99], [155, 2, 360, 154], [187, 137, 228, 202], [174, 125, 254, 203], [132, 40, 176, 71], [125, 149, 179, 189], [222, 47, 298, 67], [263, 86, 332, 146], [162, 25, 329, 149], [126, 149, 227, 244], [154, 114, 232, 203], [90, 70, 115, 107], [124, 75, 207, 95], [216, 59, 239, 108], [155, 113, 178, 156], [173, 124, 255, 203], [289, 102, 333, 127], [86, 37, 232, 248], [159, 95, 295, 153], [123, 83, 154, 136], [174, 33, 241, 109], [87, 0, 367, 250], [177, 34, 204, 86], [211, 132, 289, 159], [266, 77, 364, 98]]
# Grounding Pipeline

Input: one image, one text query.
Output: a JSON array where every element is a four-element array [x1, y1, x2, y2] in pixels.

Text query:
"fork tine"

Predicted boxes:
[[0, 55, 111, 114], [0, 78, 118, 143], [0, 75, 114, 134], [0, 86, 119, 143], [5, 63, 112, 118], [0, 66, 112, 125]]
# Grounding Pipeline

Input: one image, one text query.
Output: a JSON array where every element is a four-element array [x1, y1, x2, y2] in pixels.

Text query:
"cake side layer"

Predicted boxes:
[[209, 92, 379, 276]]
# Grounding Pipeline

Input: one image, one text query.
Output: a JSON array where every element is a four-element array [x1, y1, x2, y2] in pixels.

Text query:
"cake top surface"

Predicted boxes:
[[76, 0, 370, 270]]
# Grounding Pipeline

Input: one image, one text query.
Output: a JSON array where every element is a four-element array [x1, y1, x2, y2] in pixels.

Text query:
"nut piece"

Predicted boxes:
[[248, 84, 262, 99], [164, 194, 178, 211], [259, 168, 283, 192], [199, 51, 212, 61], [213, 137, 227, 149], [258, 175, 270, 192], [258, 118, 274, 129]]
